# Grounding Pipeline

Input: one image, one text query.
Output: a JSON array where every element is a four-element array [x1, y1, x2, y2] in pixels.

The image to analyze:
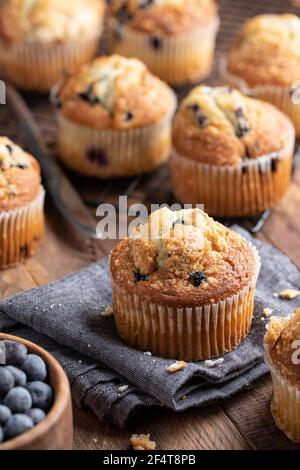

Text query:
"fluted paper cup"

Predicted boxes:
[[56, 93, 177, 178], [0, 187, 45, 269], [265, 347, 300, 443], [220, 57, 300, 137], [0, 34, 102, 92], [111, 243, 260, 361], [171, 118, 295, 217], [108, 17, 220, 86]]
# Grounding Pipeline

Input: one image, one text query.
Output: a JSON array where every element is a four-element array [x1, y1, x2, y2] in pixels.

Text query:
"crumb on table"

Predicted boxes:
[[263, 307, 273, 317], [279, 289, 300, 300], [130, 433, 156, 450], [166, 360, 187, 373], [204, 358, 224, 367], [100, 305, 114, 317]]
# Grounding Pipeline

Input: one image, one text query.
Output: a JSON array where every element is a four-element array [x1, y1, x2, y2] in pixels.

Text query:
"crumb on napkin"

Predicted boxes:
[[130, 433, 156, 450], [278, 289, 300, 300], [166, 360, 187, 373], [204, 358, 224, 368], [100, 305, 114, 317], [263, 307, 273, 317], [118, 384, 129, 392]]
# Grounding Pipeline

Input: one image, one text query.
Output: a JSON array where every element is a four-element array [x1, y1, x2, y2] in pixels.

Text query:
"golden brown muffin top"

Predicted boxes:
[[110, 207, 257, 307], [0, 137, 41, 212], [0, 0, 105, 44], [172, 85, 293, 166], [57, 55, 176, 130], [108, 0, 217, 36], [265, 311, 300, 387], [227, 14, 300, 87]]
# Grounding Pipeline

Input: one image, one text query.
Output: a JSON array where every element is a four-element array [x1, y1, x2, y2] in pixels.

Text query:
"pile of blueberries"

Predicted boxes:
[[0, 340, 53, 443]]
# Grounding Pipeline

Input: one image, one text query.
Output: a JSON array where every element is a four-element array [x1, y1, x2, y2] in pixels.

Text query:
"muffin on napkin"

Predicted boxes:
[[54, 55, 177, 178], [171, 85, 295, 217], [223, 14, 300, 136], [110, 207, 260, 361], [0, 0, 105, 92], [0, 137, 45, 269], [264, 310, 300, 443], [107, 0, 219, 86]]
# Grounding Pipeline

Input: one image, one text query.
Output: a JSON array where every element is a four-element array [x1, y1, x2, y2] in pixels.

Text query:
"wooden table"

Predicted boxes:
[[1, 0, 300, 451]]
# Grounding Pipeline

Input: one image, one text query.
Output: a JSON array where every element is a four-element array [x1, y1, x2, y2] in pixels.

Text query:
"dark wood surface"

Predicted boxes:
[[1, 0, 300, 450]]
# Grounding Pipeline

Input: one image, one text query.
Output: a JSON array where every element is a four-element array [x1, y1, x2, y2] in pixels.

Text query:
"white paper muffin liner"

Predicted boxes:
[[264, 346, 300, 443], [111, 242, 260, 361], [171, 119, 295, 217], [55, 92, 177, 178], [0, 187, 45, 269], [0, 34, 102, 92], [108, 17, 220, 86], [220, 57, 300, 137]]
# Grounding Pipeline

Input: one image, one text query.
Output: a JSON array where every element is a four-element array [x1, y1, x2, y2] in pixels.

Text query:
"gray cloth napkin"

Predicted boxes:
[[0, 227, 299, 428]]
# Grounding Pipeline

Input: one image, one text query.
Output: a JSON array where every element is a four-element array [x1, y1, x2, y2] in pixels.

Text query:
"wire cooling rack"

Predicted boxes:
[[1, 0, 300, 235]]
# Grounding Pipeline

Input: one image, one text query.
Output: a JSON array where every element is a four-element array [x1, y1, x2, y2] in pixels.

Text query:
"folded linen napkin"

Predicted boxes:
[[0, 227, 299, 428]]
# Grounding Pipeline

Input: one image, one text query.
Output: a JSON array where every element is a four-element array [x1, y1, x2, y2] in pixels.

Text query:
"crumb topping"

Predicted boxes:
[[58, 55, 176, 130], [265, 311, 300, 386], [110, 207, 257, 306], [130, 433, 156, 450], [172, 85, 293, 165], [109, 0, 217, 36], [228, 14, 300, 87], [0, 0, 105, 44]]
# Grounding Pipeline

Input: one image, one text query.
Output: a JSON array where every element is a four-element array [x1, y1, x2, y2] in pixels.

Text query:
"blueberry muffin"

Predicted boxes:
[[110, 207, 260, 360], [0, 0, 105, 92], [107, 0, 219, 86], [54, 55, 177, 178], [264, 311, 300, 442], [0, 138, 45, 268], [171, 86, 295, 217], [223, 14, 300, 136]]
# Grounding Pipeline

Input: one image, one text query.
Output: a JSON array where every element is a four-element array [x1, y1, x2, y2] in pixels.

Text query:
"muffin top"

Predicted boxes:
[[0, 0, 105, 44], [108, 0, 217, 36], [227, 14, 300, 87], [57, 55, 176, 130], [172, 85, 293, 166], [0, 137, 41, 212], [110, 207, 257, 307], [265, 310, 300, 387]]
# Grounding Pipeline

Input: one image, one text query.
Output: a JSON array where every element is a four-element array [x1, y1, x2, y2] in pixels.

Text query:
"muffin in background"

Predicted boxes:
[[264, 311, 300, 443], [110, 207, 260, 361], [171, 85, 295, 217], [107, 0, 219, 87], [223, 14, 300, 136], [53, 55, 177, 178], [0, 137, 45, 269], [0, 0, 105, 92]]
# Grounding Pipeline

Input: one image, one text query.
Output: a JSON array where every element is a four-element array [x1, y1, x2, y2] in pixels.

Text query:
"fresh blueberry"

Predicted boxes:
[[4, 414, 33, 440], [0, 425, 3, 443], [4, 340, 28, 366], [5, 366, 26, 386], [0, 367, 14, 397], [26, 382, 53, 412], [26, 408, 46, 425], [0, 405, 11, 425], [21, 354, 47, 382], [3, 386, 32, 413]]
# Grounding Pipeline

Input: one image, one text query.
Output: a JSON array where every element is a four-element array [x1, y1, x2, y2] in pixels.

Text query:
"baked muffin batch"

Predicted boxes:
[[171, 85, 295, 216], [0, 138, 45, 268], [107, 0, 220, 86], [0, 0, 105, 92], [223, 14, 300, 135], [111, 207, 260, 360], [54, 55, 177, 177], [1, 2, 300, 443]]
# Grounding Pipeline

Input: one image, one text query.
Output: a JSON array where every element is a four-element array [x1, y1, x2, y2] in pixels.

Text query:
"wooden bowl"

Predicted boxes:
[[0, 333, 73, 450]]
